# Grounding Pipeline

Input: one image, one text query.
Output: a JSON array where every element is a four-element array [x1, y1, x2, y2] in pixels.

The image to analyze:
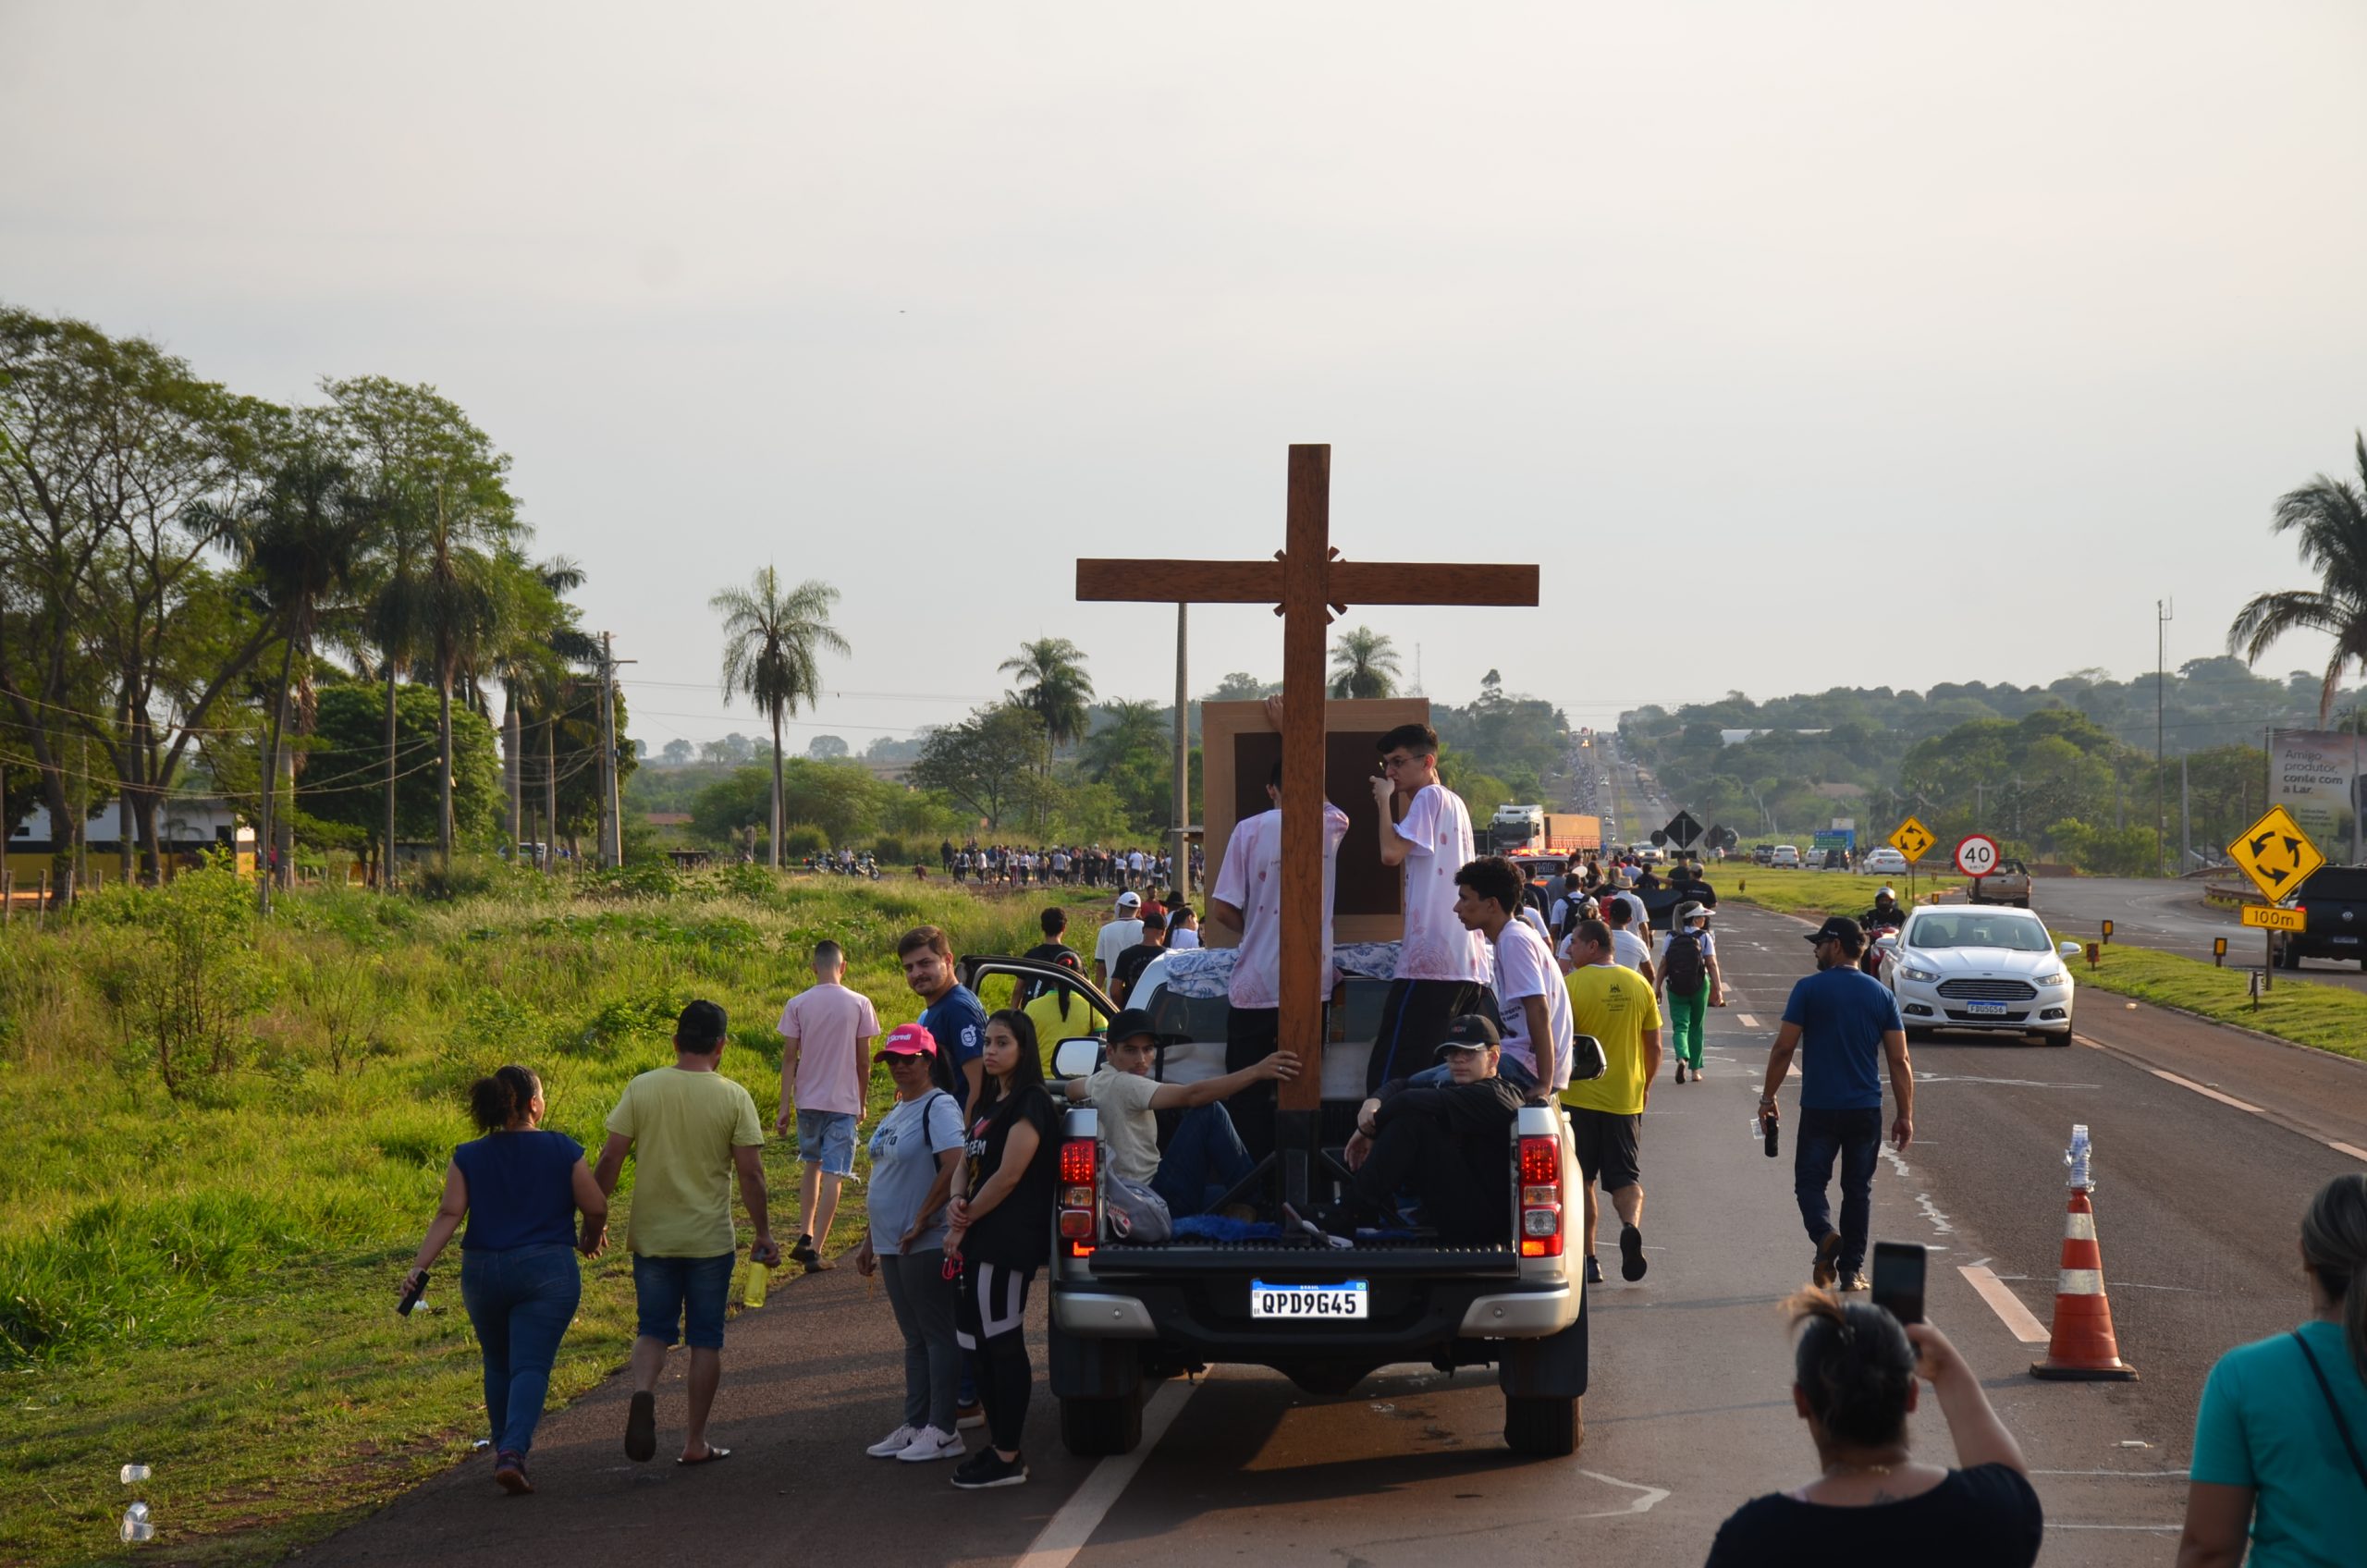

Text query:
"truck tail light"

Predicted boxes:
[[1517, 1134, 1563, 1258], [1060, 1136, 1098, 1258]]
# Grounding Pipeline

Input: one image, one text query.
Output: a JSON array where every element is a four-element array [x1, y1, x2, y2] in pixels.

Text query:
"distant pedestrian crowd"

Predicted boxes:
[[938, 837, 1198, 890]]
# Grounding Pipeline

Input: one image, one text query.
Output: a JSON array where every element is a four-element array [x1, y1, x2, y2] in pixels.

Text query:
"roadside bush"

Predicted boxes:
[[83, 857, 275, 1097], [782, 825, 828, 860], [871, 834, 912, 866]]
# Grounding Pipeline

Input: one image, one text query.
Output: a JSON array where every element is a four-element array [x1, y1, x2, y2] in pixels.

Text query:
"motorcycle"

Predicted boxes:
[[1859, 917, 1899, 976]]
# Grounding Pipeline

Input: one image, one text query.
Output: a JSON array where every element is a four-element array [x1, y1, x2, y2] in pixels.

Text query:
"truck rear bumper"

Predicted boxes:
[[1457, 1283, 1577, 1337]]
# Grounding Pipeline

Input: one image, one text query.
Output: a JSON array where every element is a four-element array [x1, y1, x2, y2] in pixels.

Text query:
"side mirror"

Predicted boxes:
[[1873, 935, 1898, 951], [2058, 940, 2083, 959], [1051, 1036, 1105, 1080]]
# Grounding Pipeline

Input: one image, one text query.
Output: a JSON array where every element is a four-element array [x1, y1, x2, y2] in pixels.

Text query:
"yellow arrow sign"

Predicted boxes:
[[2226, 804, 2324, 906], [2239, 903, 2306, 933], [1889, 815, 1936, 863]]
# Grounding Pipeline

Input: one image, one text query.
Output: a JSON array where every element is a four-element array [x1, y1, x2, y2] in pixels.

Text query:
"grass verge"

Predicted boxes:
[[0, 868, 1117, 1568], [2058, 944, 2367, 1063], [1711, 864, 1968, 921]]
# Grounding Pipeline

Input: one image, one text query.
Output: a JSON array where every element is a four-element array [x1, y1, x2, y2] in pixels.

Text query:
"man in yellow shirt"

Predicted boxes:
[[1562, 918, 1663, 1287], [594, 1000, 774, 1467]]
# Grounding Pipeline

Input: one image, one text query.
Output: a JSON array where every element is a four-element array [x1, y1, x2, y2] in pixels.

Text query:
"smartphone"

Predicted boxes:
[[1870, 1241, 1926, 1325]]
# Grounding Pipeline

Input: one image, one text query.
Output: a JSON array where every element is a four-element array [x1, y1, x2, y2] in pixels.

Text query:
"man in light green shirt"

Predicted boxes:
[[594, 1000, 774, 1466]]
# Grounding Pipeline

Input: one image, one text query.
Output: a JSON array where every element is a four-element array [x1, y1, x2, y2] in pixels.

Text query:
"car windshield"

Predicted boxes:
[[1906, 914, 2051, 952]]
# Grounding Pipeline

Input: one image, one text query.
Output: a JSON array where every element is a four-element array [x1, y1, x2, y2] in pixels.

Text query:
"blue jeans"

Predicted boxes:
[[1150, 1103, 1255, 1219], [1795, 1108, 1883, 1275], [460, 1243, 582, 1457]]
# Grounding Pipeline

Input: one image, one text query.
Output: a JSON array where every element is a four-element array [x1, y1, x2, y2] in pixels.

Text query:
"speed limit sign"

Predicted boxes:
[[1955, 834, 2001, 878]]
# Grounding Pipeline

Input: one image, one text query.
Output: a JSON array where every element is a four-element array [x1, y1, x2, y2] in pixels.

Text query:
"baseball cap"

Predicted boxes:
[[1105, 1007, 1156, 1045], [1436, 1013, 1502, 1055], [1115, 891, 1141, 910], [1805, 916, 1863, 947], [874, 1022, 938, 1063]]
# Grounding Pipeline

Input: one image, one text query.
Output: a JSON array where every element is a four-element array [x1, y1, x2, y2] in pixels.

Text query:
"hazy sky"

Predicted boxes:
[[6, 2, 2364, 750]]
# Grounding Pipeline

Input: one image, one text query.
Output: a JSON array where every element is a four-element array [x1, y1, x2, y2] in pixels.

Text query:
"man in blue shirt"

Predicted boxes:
[[899, 926, 987, 1112], [1759, 916, 1915, 1294]]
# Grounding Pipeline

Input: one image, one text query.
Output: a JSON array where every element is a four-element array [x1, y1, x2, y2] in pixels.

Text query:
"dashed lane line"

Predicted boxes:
[[1959, 1264, 2052, 1344], [1735, 1013, 1760, 1029], [1013, 1376, 1201, 1568], [2147, 1067, 2263, 1116]]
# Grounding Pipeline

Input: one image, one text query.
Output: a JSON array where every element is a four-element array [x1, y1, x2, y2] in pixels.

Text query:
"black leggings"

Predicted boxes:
[[954, 1256, 1037, 1453]]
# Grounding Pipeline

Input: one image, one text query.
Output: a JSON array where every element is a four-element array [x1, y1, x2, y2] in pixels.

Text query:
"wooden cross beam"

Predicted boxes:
[[1077, 445, 1539, 1122]]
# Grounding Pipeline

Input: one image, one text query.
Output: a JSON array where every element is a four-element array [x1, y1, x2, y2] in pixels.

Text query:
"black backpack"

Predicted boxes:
[[1663, 929, 1708, 996]]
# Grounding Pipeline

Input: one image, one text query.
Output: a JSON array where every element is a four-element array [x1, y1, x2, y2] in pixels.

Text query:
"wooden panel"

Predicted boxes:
[[1328, 560, 1539, 606], [1075, 558, 1282, 604]]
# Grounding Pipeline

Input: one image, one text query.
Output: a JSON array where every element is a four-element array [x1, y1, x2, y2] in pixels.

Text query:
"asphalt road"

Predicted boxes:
[[2030, 874, 2367, 992], [302, 903, 2367, 1568]]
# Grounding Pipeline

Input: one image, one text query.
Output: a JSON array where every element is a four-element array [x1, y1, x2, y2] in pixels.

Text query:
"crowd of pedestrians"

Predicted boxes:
[[938, 838, 1197, 889]]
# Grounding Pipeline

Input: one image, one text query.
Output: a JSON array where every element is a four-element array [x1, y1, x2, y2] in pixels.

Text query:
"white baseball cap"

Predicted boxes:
[[1116, 891, 1141, 909]]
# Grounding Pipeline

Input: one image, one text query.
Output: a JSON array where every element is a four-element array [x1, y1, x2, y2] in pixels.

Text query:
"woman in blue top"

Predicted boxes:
[[2180, 1172, 2367, 1567], [402, 1064, 607, 1495]]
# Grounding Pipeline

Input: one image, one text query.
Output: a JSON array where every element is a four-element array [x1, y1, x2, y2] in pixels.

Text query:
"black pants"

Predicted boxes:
[[1367, 978, 1487, 1096], [1351, 1111, 1499, 1242], [1225, 1006, 1283, 1162], [1795, 1108, 1883, 1275], [954, 1256, 1038, 1453]]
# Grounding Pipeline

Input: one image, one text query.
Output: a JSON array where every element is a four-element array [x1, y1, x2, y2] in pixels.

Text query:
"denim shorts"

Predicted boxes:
[[796, 1109, 858, 1176], [632, 1251, 736, 1349]]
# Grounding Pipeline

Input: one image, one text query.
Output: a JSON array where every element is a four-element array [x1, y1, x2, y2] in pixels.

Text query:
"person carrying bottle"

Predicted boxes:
[[401, 1064, 608, 1495]]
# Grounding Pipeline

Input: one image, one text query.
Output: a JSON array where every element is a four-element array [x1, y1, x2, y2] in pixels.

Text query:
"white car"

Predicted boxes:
[[1875, 907, 2083, 1047], [1768, 845, 1801, 868], [1860, 847, 1909, 876]]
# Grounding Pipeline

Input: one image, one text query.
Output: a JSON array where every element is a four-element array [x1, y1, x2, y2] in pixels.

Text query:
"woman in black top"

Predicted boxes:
[[1705, 1291, 2042, 1566], [945, 1009, 1059, 1491]]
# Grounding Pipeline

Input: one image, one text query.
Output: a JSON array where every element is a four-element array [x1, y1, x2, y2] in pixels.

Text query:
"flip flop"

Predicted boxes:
[[624, 1390, 656, 1463], [677, 1445, 732, 1466]]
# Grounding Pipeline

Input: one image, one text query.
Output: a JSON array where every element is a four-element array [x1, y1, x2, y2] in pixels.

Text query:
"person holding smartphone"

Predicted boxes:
[[400, 1064, 607, 1495], [1704, 1291, 2041, 1563]]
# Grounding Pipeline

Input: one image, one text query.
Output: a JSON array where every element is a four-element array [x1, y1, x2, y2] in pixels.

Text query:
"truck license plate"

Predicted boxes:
[[1966, 1001, 2009, 1016], [1250, 1280, 1368, 1319]]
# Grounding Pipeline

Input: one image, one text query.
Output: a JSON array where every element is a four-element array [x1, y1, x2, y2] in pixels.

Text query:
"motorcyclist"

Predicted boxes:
[[1860, 886, 1906, 932]]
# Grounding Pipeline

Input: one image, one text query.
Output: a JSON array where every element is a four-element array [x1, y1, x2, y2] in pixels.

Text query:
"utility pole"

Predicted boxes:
[[2156, 598, 2171, 876], [1171, 604, 1191, 897], [2180, 753, 2191, 874], [596, 633, 635, 869]]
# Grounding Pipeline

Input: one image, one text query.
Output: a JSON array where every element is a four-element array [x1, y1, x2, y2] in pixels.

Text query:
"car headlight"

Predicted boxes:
[[1900, 965, 1940, 983], [2037, 970, 2070, 987]]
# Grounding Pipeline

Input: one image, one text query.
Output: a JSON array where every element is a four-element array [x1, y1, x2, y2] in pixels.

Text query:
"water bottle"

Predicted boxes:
[[119, 1464, 149, 1485], [1757, 1108, 1780, 1158], [120, 1502, 153, 1543]]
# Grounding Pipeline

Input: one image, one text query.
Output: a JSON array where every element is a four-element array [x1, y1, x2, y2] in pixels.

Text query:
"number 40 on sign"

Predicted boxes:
[[1954, 834, 2001, 878]]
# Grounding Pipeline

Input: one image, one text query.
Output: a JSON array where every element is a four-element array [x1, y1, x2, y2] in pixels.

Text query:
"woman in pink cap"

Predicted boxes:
[[852, 1023, 968, 1464]]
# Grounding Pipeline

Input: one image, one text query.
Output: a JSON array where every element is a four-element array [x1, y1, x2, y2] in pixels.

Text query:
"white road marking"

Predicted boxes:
[[1735, 1013, 1760, 1029], [1014, 1376, 1200, 1568], [1573, 1468, 1671, 1517], [2334, 1141, 2367, 1163], [2148, 1067, 2263, 1115], [1960, 1264, 2052, 1343]]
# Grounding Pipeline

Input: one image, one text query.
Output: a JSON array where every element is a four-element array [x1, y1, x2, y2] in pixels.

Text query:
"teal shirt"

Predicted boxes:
[[2189, 1319, 2367, 1568]]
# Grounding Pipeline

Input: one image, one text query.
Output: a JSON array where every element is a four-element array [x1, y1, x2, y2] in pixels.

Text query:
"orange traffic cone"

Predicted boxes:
[[2030, 1185, 2138, 1380]]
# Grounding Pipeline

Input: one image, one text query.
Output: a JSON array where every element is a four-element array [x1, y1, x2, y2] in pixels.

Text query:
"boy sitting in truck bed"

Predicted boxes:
[[1307, 1013, 1522, 1244]]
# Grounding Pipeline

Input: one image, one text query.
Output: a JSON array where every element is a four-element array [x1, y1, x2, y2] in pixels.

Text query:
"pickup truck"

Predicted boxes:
[[1966, 859, 2033, 908], [2275, 864, 2367, 970], [956, 950, 1589, 1462]]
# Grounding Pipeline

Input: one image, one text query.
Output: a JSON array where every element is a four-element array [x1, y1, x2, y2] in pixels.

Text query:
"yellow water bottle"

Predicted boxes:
[[742, 1252, 768, 1308]]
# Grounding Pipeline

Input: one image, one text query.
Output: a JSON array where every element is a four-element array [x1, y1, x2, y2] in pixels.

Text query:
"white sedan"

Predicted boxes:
[[1874, 906, 2083, 1047], [1860, 847, 1909, 876]]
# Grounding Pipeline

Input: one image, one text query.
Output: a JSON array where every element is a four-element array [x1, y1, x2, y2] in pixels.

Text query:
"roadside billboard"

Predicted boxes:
[[2269, 728, 2367, 863]]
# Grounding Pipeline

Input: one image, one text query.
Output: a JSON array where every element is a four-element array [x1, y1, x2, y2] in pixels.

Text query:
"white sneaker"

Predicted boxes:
[[866, 1424, 919, 1458], [897, 1425, 965, 1463]]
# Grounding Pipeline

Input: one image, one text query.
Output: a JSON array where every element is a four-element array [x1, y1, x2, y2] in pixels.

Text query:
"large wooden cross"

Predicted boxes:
[[1077, 445, 1540, 1131]]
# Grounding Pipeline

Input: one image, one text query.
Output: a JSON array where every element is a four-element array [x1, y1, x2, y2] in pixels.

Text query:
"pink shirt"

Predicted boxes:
[[777, 982, 878, 1117], [1212, 803, 1350, 1010]]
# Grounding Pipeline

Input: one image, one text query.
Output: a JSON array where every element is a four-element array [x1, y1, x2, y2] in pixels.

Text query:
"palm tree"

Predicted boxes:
[[210, 441, 377, 912], [711, 569, 849, 867], [2227, 433, 2367, 725], [1000, 638, 1095, 763], [487, 555, 598, 853], [1329, 625, 1402, 699], [1081, 697, 1166, 780]]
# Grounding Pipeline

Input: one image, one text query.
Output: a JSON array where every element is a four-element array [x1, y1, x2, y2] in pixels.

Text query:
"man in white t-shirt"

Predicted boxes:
[[1367, 720, 1489, 1094], [1059, 1009, 1301, 1230], [1447, 856, 1571, 1098], [1093, 891, 1145, 988], [1208, 756, 1350, 1159], [1605, 897, 1657, 986]]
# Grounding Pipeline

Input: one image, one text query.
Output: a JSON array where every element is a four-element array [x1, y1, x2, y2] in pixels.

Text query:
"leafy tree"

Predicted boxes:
[[1204, 671, 1276, 704], [710, 568, 849, 868], [910, 704, 1044, 831], [1328, 626, 1401, 699], [298, 682, 497, 878], [808, 733, 849, 759], [1081, 697, 1176, 829], [1000, 638, 1094, 763], [2227, 433, 2367, 725], [660, 738, 693, 765]]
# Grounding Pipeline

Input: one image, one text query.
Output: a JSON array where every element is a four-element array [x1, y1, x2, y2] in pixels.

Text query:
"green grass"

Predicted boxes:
[[1711, 864, 1968, 920], [0, 865, 1113, 1568], [2063, 942, 2367, 1063]]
